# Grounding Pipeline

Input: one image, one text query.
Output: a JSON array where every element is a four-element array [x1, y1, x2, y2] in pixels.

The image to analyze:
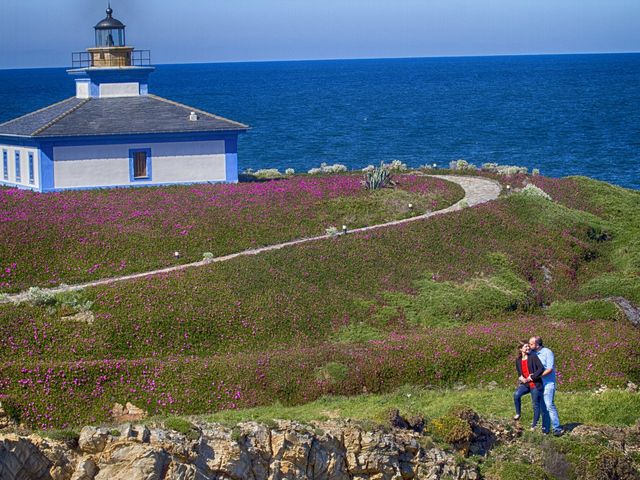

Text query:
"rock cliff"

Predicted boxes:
[[0, 419, 479, 480]]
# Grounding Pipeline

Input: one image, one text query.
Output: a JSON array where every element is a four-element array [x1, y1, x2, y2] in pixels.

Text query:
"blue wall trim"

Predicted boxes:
[[34, 131, 243, 146], [68, 67, 154, 84], [39, 145, 55, 192], [129, 148, 153, 182], [224, 137, 239, 183], [0, 136, 40, 147]]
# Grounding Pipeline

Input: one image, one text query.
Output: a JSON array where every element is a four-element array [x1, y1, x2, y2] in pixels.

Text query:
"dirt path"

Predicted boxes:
[[1, 175, 501, 304]]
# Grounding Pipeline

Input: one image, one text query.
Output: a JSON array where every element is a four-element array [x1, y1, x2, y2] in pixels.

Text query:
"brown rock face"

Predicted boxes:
[[111, 402, 148, 423], [0, 420, 480, 480], [0, 435, 53, 480]]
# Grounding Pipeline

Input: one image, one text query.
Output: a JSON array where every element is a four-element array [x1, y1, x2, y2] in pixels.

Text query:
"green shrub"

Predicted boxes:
[[0, 396, 21, 423], [385, 253, 530, 327], [547, 300, 620, 321], [518, 184, 551, 201], [429, 413, 473, 451], [484, 461, 550, 480], [363, 162, 393, 190], [230, 425, 242, 442], [163, 416, 199, 440], [54, 290, 94, 312], [40, 429, 80, 444], [26, 287, 56, 306], [315, 362, 349, 384], [332, 323, 383, 343]]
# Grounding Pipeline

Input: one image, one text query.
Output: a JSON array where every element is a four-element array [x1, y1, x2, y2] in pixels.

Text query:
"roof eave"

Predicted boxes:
[[33, 128, 249, 141]]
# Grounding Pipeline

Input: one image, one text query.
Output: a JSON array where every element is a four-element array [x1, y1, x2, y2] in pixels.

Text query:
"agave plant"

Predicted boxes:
[[363, 161, 393, 190]]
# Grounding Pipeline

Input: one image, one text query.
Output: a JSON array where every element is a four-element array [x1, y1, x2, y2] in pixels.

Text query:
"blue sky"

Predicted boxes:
[[1, 0, 639, 69]]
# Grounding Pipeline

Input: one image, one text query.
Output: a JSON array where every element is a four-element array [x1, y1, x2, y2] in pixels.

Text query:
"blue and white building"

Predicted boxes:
[[0, 6, 248, 192]]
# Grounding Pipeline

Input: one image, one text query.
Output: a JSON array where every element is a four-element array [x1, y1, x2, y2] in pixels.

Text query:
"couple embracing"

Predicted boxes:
[[513, 336, 563, 436]]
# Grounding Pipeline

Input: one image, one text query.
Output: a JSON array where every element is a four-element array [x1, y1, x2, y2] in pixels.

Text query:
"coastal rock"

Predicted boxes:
[[1, 419, 483, 480], [70, 457, 97, 480], [0, 435, 52, 480], [78, 426, 110, 454], [111, 402, 147, 423], [95, 443, 169, 480]]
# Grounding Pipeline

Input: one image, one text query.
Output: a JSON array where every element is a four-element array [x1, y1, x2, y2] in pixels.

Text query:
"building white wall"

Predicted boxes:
[[0, 144, 40, 189], [99, 82, 140, 98], [53, 140, 226, 189]]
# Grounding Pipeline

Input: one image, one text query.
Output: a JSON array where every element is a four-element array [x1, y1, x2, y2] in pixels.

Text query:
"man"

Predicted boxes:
[[528, 336, 563, 436]]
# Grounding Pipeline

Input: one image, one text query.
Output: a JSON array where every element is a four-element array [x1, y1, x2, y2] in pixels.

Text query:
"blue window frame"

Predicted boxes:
[[129, 148, 152, 182], [28, 152, 35, 184], [2, 150, 7, 181], [14, 151, 21, 182]]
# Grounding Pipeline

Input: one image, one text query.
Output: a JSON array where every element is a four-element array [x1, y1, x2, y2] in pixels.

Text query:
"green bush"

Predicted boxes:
[[315, 362, 349, 384], [40, 429, 80, 444], [518, 183, 551, 200], [363, 162, 393, 190], [547, 300, 620, 321], [429, 407, 474, 452], [484, 461, 550, 480], [163, 416, 200, 440], [332, 323, 383, 343], [385, 253, 530, 327]]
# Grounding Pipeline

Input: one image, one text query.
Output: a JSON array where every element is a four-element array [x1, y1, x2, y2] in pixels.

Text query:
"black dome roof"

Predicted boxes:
[[94, 6, 125, 29]]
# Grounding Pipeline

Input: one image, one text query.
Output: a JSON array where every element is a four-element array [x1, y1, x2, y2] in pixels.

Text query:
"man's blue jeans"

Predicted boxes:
[[541, 382, 561, 432]]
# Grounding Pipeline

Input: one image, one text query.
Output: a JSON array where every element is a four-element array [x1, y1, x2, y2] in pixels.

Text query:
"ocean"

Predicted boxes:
[[1, 53, 639, 189]]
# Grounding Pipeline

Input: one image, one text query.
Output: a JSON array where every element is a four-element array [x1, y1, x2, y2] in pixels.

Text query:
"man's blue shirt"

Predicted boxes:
[[535, 347, 556, 384]]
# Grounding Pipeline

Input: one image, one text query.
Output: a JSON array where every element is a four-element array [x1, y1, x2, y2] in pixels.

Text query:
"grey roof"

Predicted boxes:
[[95, 7, 125, 29], [0, 95, 249, 138]]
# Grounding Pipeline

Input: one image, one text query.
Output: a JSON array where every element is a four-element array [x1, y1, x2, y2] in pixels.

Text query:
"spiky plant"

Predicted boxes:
[[363, 162, 393, 190]]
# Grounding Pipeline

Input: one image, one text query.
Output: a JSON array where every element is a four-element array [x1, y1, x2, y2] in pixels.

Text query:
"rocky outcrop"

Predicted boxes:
[[110, 402, 148, 423], [0, 419, 480, 480]]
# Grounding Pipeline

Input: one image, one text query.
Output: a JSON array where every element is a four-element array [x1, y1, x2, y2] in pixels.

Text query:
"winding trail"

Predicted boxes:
[[1, 175, 501, 304]]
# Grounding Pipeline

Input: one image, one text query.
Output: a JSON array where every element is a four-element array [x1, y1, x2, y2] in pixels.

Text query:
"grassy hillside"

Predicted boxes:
[[0, 173, 463, 292], [0, 173, 638, 430]]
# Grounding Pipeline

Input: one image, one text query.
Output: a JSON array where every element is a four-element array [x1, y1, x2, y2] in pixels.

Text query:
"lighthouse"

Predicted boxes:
[[0, 5, 248, 192], [69, 5, 154, 98]]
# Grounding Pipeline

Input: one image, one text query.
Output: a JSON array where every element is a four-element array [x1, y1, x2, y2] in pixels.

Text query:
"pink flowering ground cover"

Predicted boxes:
[[0, 174, 463, 292], [0, 316, 637, 430], [0, 192, 601, 361], [0, 175, 637, 429]]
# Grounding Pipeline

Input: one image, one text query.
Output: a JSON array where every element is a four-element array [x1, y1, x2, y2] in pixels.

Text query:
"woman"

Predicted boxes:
[[513, 340, 545, 431]]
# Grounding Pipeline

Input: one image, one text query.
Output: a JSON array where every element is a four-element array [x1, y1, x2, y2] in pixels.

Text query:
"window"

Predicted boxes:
[[129, 148, 152, 181], [134, 151, 147, 178], [28, 152, 35, 184], [14, 151, 21, 183], [2, 150, 7, 181]]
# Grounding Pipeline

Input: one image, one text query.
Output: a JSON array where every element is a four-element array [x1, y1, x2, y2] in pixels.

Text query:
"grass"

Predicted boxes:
[[382, 252, 530, 327], [0, 173, 638, 429], [547, 299, 621, 321], [199, 386, 640, 428], [0, 173, 464, 292]]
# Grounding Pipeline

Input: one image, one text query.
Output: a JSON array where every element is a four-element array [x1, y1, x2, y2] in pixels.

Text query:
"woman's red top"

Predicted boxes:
[[521, 358, 535, 388]]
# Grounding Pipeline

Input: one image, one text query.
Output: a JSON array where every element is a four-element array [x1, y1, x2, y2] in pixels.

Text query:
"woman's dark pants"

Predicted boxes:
[[514, 384, 542, 427]]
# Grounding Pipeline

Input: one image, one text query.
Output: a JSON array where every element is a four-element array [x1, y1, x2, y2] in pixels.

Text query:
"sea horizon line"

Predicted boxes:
[[1, 50, 639, 72]]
